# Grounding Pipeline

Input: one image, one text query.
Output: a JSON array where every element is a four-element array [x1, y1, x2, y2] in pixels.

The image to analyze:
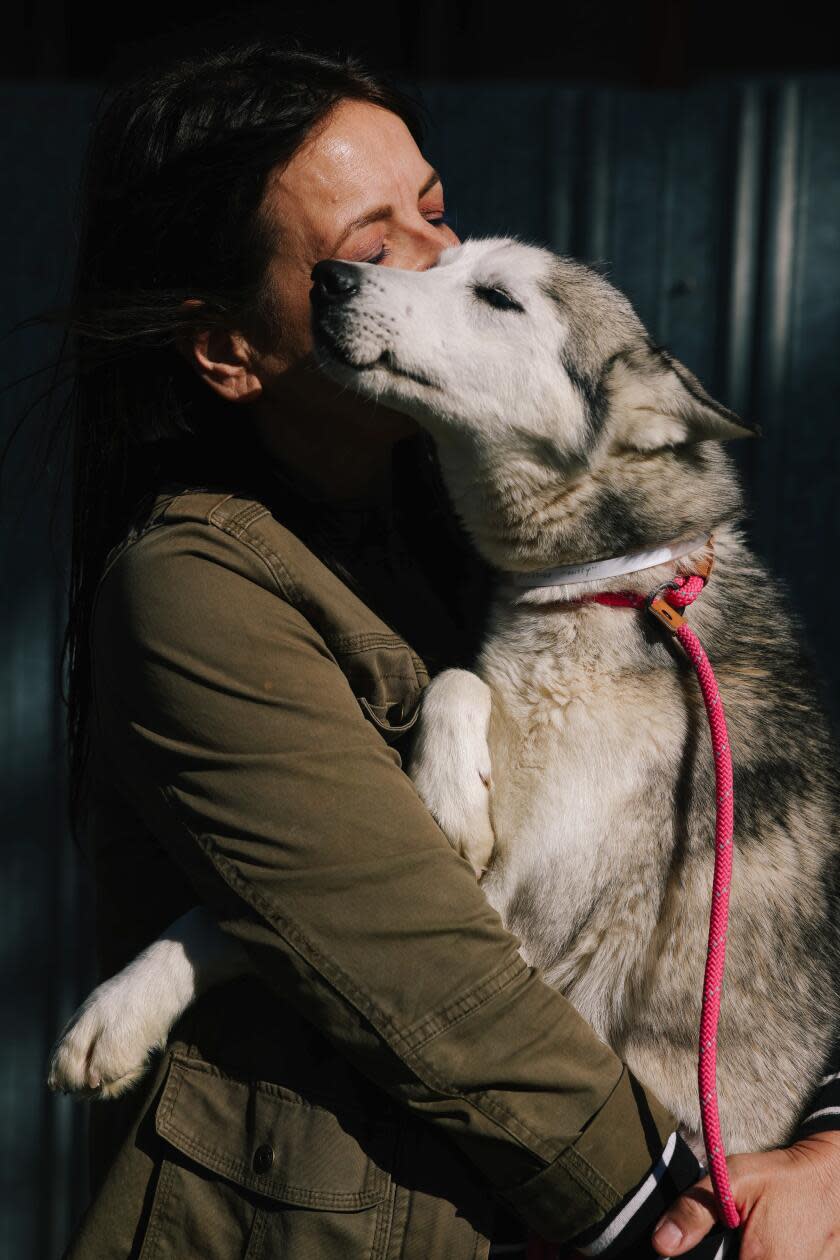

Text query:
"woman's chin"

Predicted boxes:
[[348, 398, 421, 440], [312, 358, 422, 437]]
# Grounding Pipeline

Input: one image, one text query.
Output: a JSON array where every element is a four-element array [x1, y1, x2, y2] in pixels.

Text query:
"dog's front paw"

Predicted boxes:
[[47, 973, 168, 1100], [443, 788, 496, 881], [408, 668, 497, 879], [46, 982, 157, 1103], [47, 951, 181, 1100]]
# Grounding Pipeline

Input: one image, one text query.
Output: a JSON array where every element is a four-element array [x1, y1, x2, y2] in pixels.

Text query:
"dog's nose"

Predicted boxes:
[[311, 260, 361, 304]]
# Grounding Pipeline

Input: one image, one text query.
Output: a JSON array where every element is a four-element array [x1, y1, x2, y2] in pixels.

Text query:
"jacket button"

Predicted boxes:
[[252, 1144, 274, 1174]]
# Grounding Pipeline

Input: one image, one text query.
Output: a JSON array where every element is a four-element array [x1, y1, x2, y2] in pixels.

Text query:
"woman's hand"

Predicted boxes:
[[651, 1131, 840, 1259]]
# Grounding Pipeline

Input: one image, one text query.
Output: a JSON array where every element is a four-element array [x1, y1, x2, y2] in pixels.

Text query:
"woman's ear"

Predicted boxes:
[[175, 303, 263, 404], [607, 338, 760, 452]]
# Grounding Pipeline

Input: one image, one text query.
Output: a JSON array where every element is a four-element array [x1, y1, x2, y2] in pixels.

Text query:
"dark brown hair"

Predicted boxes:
[[36, 37, 429, 838]]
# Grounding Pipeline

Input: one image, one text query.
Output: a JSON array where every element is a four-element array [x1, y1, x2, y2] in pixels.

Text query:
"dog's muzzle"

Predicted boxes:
[[309, 260, 440, 391], [310, 259, 366, 367], [310, 259, 361, 308]]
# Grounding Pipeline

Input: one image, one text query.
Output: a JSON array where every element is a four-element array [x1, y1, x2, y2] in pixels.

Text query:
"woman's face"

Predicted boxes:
[[247, 97, 462, 432]]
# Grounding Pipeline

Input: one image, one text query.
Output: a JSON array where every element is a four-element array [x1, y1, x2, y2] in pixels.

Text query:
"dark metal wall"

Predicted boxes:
[[421, 75, 840, 723], [2, 73, 838, 1256], [1, 83, 101, 1260]]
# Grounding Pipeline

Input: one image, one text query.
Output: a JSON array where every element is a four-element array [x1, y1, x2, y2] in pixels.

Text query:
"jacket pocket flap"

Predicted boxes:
[[155, 1054, 393, 1210], [358, 694, 422, 739]]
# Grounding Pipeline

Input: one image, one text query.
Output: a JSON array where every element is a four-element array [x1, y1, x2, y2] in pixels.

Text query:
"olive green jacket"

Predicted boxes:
[[63, 450, 677, 1260]]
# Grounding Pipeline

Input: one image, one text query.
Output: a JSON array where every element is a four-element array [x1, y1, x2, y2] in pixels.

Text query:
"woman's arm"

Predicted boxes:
[[82, 510, 680, 1249]]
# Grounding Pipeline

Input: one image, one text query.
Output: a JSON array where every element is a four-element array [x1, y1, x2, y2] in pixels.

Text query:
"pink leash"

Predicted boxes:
[[526, 544, 739, 1259], [591, 569, 739, 1229]]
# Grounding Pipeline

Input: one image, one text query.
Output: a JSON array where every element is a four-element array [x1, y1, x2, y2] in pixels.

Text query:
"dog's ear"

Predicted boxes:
[[607, 339, 760, 451]]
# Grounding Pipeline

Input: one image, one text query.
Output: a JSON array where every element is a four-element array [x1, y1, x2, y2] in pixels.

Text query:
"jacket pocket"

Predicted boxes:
[[138, 1053, 397, 1260], [333, 634, 427, 745], [358, 694, 422, 743]]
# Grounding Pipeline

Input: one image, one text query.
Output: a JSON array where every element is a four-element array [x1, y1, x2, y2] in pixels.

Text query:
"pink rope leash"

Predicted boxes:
[[592, 571, 740, 1230], [525, 558, 739, 1259]]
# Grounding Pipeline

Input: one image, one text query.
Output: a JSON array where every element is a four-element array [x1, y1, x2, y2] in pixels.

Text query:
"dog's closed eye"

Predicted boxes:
[[472, 284, 525, 313]]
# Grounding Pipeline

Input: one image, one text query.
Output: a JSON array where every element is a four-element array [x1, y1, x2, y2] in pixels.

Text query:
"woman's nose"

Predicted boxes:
[[310, 260, 360, 304]]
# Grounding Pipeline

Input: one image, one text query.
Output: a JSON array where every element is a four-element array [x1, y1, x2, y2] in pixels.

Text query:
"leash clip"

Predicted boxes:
[[644, 535, 715, 634], [646, 586, 685, 633]]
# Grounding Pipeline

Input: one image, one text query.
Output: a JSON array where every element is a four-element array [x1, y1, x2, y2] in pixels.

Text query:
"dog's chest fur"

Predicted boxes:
[[477, 604, 689, 1040], [451, 554, 840, 1153]]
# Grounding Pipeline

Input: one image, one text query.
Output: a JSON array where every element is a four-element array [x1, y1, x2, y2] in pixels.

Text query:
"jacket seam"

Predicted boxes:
[[157, 1052, 186, 1131], [153, 785, 554, 1162], [165, 1054, 391, 1119], [97, 519, 176, 589], [335, 635, 420, 654], [156, 1119, 382, 1208], [353, 672, 420, 685], [209, 510, 426, 683], [94, 490, 236, 593], [95, 504, 425, 674], [209, 500, 268, 534], [136, 497, 300, 605], [394, 956, 527, 1054], [139, 1155, 176, 1259], [560, 1145, 618, 1210], [212, 514, 304, 605]]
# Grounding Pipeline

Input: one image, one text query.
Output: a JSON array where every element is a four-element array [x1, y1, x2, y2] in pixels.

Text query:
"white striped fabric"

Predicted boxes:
[[578, 1134, 678, 1256]]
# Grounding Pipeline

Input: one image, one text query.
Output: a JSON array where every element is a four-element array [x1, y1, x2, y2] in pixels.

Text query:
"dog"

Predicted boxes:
[[49, 237, 840, 1161]]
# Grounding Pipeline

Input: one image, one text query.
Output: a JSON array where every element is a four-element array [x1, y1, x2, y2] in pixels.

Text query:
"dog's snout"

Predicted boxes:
[[311, 260, 361, 305]]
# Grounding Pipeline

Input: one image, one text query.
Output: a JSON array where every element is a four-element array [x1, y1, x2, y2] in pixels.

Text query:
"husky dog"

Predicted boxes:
[[49, 239, 840, 1158]]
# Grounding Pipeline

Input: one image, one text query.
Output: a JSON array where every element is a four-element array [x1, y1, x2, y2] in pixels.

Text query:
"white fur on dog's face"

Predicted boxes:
[[311, 236, 591, 462], [311, 234, 753, 571]]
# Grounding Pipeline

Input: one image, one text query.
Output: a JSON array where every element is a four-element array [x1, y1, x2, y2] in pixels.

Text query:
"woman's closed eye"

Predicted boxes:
[[366, 244, 392, 265], [365, 214, 452, 265]]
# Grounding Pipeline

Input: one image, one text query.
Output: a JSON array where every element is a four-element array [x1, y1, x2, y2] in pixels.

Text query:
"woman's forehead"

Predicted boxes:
[[261, 99, 436, 251]]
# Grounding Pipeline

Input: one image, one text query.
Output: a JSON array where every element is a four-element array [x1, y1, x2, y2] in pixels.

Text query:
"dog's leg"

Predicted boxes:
[[407, 668, 496, 879], [47, 906, 251, 1099]]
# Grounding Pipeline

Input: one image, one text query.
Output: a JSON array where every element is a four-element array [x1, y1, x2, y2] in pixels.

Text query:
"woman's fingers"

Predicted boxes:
[[651, 1138, 840, 1260], [651, 1177, 720, 1256]]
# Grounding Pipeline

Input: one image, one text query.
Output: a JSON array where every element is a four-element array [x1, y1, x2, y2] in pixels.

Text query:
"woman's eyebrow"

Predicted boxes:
[[328, 170, 442, 255]]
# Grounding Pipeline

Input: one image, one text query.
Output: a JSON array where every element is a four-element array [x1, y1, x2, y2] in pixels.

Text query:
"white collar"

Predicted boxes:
[[500, 533, 711, 590]]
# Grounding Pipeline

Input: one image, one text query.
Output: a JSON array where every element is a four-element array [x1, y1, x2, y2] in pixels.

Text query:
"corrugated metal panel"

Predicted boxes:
[[0, 82, 101, 1259], [1, 73, 838, 1255]]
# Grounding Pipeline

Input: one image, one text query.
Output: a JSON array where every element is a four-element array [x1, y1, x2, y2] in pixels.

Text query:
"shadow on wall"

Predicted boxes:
[[1, 72, 839, 1258]]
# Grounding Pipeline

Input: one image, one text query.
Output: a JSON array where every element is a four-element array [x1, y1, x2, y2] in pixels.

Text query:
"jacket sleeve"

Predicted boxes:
[[790, 1032, 840, 1139], [89, 515, 680, 1246]]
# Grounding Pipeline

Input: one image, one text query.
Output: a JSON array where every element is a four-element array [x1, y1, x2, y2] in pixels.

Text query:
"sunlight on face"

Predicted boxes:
[[258, 97, 461, 372]]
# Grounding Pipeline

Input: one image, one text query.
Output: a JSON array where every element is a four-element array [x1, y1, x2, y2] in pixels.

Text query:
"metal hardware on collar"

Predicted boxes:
[[694, 546, 715, 582], [647, 594, 686, 632], [644, 575, 689, 632], [644, 537, 715, 632], [501, 533, 712, 591]]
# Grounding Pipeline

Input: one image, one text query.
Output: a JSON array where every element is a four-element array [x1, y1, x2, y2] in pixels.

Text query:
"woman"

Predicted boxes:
[[54, 38, 840, 1258]]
